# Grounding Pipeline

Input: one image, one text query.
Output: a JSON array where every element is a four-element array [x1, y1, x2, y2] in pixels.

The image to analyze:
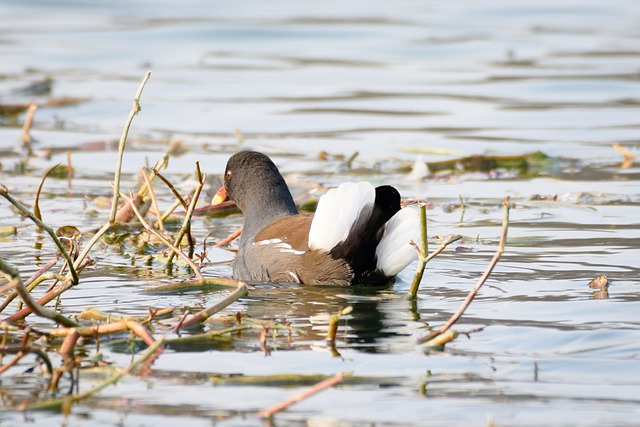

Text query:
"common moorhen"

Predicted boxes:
[[212, 151, 420, 285]]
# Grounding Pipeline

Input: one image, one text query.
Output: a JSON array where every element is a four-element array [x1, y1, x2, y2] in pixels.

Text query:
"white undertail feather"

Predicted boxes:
[[375, 206, 421, 276], [308, 181, 375, 252]]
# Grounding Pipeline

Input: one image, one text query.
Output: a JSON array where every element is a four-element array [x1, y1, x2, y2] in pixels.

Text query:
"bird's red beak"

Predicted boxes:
[[211, 186, 228, 206]]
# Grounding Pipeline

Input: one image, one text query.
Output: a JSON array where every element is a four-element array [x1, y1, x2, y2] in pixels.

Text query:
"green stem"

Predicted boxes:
[[406, 204, 428, 300]]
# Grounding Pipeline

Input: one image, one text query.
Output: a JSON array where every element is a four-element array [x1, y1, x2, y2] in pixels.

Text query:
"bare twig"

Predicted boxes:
[[167, 163, 206, 264], [150, 168, 189, 210], [0, 258, 77, 327], [24, 336, 165, 411], [20, 103, 38, 154], [0, 257, 59, 314], [4, 258, 91, 323], [108, 71, 152, 223], [137, 155, 169, 198], [59, 329, 80, 356], [613, 142, 635, 169], [177, 283, 248, 329], [48, 320, 156, 347], [122, 191, 205, 281], [419, 197, 511, 345], [141, 168, 164, 232], [214, 228, 242, 247], [0, 184, 79, 285], [0, 346, 53, 376], [256, 372, 350, 419]]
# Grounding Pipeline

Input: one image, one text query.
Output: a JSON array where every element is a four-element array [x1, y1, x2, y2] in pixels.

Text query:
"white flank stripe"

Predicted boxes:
[[308, 181, 375, 252], [376, 206, 421, 276], [256, 238, 282, 245], [255, 239, 304, 255]]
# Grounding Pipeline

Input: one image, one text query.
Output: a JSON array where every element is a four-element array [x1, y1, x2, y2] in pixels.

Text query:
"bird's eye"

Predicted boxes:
[[225, 170, 232, 181]]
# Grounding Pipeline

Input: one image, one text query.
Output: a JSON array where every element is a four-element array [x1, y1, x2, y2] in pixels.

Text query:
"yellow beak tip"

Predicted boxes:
[[211, 194, 225, 206]]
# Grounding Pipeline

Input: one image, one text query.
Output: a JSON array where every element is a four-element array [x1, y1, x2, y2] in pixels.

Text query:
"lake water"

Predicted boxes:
[[1, 1, 639, 426]]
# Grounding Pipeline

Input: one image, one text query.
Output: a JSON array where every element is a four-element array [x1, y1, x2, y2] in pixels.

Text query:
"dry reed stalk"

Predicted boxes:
[[108, 71, 151, 223], [33, 164, 62, 221], [58, 329, 80, 356]]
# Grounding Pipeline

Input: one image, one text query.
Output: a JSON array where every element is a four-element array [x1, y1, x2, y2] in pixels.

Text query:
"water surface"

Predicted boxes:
[[1, 1, 639, 426]]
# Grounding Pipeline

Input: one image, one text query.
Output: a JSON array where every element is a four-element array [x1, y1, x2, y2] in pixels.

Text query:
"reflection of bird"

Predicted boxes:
[[212, 151, 420, 285]]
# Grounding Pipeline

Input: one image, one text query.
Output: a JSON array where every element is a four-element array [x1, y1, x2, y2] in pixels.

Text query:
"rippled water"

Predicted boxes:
[[1, 1, 640, 426]]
